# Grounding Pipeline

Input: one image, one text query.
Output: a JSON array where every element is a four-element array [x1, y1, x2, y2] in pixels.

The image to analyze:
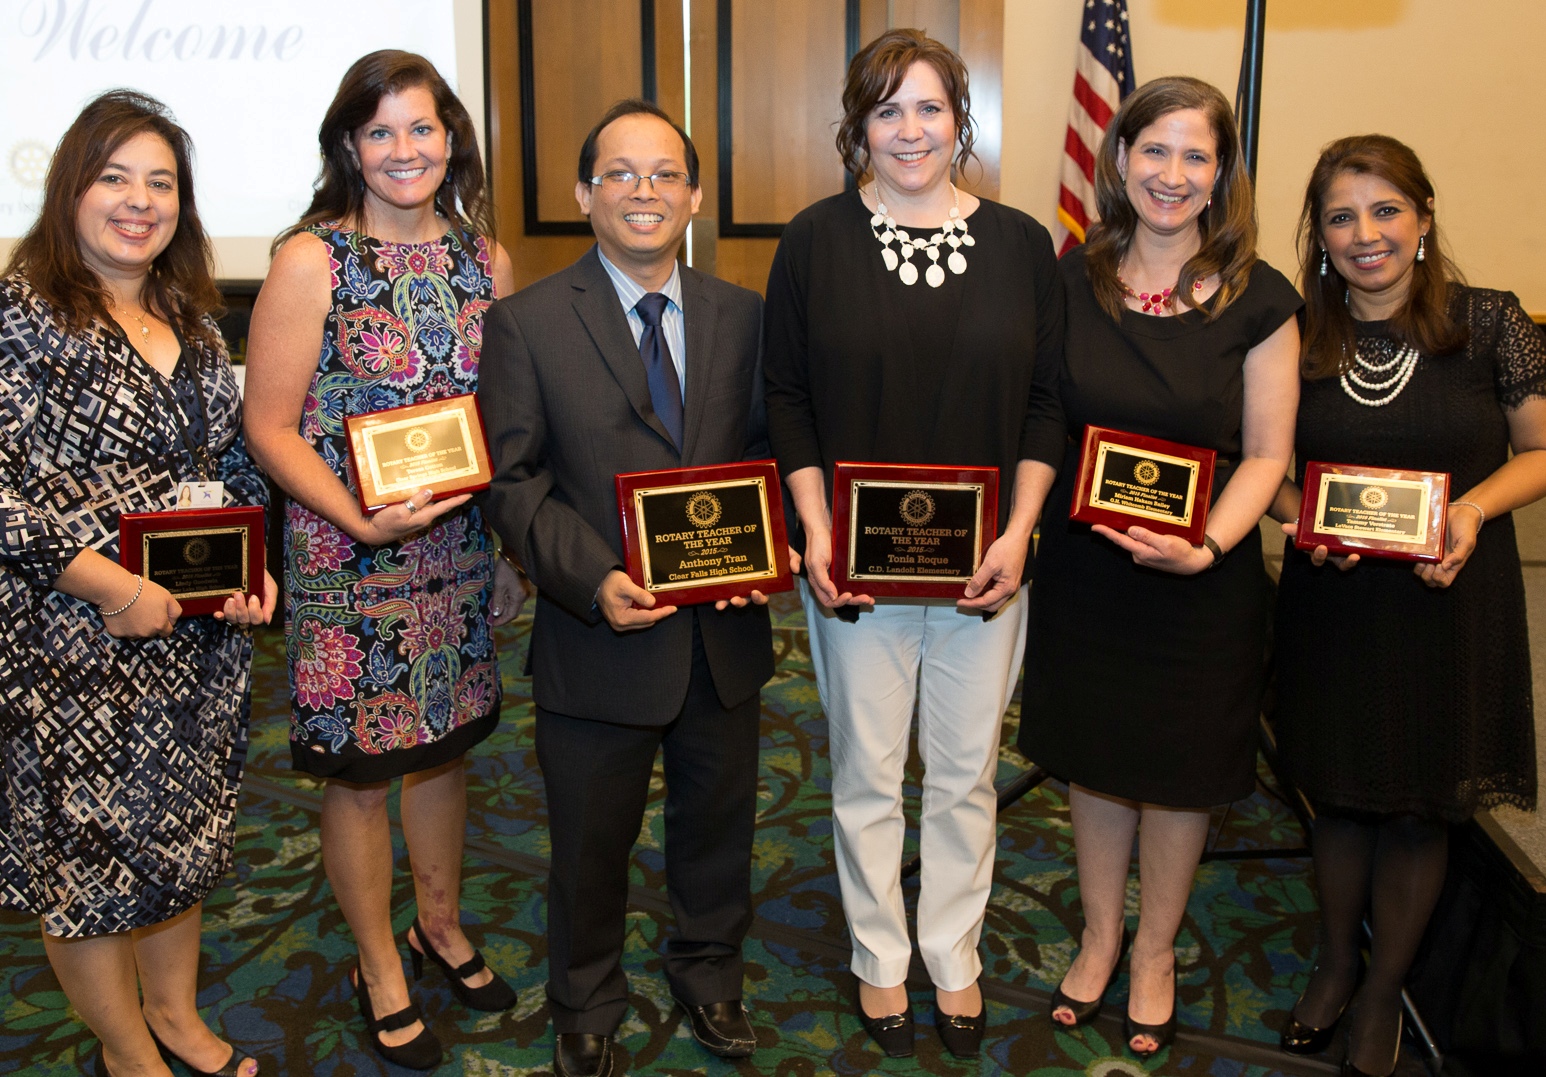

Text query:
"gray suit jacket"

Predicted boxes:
[[479, 247, 774, 725]]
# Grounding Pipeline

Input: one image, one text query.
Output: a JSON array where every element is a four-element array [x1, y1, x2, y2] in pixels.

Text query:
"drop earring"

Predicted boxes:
[[1320, 250, 1328, 277], [1417, 235, 1426, 262]]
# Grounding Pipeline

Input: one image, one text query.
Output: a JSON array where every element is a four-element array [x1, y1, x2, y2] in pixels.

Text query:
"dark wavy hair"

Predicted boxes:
[[4, 89, 222, 347], [835, 28, 977, 181], [1297, 134, 1466, 379], [1083, 76, 1257, 322], [274, 50, 494, 251]]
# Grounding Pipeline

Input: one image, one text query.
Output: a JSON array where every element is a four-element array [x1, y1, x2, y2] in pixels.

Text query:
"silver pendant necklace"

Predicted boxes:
[[1341, 341, 1419, 407], [869, 183, 973, 287]]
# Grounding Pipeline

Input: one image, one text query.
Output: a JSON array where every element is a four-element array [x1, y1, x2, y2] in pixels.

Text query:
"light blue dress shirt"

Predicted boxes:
[[596, 249, 687, 399]]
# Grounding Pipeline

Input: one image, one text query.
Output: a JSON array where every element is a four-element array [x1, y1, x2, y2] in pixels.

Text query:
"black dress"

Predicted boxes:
[[1274, 287, 1543, 821], [1019, 248, 1302, 807]]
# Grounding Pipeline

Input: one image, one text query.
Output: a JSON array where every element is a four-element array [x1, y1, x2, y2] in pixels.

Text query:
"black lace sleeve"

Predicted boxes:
[[1471, 287, 1546, 409]]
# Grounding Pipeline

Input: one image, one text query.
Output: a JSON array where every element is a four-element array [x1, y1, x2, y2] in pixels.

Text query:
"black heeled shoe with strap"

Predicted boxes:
[[350, 964, 443, 1070], [146, 1026, 257, 1077], [1049, 926, 1131, 1029], [407, 917, 517, 1012]]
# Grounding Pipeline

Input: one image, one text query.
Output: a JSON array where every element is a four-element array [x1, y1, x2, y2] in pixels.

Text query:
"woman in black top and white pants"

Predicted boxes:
[[763, 29, 1064, 1059]]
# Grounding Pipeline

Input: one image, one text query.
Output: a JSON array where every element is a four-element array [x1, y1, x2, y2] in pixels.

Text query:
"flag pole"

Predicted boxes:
[[1233, 0, 1267, 183]]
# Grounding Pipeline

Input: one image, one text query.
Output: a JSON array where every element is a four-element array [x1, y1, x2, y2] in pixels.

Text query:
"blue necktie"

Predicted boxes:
[[635, 292, 683, 450]]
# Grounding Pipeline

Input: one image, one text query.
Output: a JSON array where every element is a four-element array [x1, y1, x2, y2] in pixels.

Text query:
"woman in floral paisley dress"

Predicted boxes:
[[244, 51, 523, 1068]]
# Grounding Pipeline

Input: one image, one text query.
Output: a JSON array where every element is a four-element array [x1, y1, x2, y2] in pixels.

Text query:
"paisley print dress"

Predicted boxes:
[[285, 225, 500, 781], [0, 275, 266, 936]]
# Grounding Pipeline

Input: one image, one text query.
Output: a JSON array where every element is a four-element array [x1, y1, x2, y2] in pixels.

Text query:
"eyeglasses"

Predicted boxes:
[[589, 170, 691, 192]]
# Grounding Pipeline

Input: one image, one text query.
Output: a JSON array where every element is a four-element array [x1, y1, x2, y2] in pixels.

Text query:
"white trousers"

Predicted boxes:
[[802, 581, 1028, 990]]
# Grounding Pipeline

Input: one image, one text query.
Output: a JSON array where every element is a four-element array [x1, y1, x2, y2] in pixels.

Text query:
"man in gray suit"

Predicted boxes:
[[479, 100, 774, 1077]]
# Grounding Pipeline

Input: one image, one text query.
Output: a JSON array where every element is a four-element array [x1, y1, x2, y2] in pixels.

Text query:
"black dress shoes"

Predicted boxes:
[[855, 987, 915, 1058], [554, 1033, 615, 1077], [935, 1008, 986, 1059], [674, 998, 758, 1058]]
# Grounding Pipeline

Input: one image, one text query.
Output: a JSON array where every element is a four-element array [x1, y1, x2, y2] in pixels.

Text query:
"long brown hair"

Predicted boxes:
[[1084, 76, 1257, 321], [4, 90, 222, 347], [836, 28, 976, 182], [1297, 134, 1465, 379], [274, 50, 494, 251]]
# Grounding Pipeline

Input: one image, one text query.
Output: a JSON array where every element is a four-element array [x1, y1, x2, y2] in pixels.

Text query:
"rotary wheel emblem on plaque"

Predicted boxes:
[[182, 537, 211, 565], [9, 141, 49, 189], [685, 491, 722, 528], [404, 427, 432, 452], [1133, 460, 1161, 486], [1359, 485, 1389, 509], [898, 489, 936, 526]]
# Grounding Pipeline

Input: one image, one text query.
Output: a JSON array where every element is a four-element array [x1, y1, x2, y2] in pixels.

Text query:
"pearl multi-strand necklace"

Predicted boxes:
[[1340, 341, 1419, 407]]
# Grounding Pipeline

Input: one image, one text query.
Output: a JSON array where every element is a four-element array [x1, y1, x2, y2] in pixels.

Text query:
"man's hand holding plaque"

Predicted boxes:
[[614, 460, 794, 608]]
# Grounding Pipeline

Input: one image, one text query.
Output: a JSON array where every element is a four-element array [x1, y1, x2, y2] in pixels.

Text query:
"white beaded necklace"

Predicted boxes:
[[868, 183, 974, 287], [1340, 341, 1419, 407]]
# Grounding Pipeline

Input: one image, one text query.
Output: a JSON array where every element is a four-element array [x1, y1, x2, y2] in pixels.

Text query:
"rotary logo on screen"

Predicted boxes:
[[9, 141, 49, 189]]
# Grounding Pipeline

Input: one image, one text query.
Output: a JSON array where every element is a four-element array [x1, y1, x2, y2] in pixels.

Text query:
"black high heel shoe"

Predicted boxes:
[[147, 1026, 256, 1077], [1124, 979, 1177, 1061], [407, 917, 517, 1012], [1049, 927, 1131, 1029], [1341, 1013, 1402, 1077], [854, 984, 915, 1058], [1281, 996, 1347, 1055], [350, 964, 443, 1070]]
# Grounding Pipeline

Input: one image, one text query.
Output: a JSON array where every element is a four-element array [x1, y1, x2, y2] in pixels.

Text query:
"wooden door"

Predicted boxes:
[[488, 0, 1001, 295]]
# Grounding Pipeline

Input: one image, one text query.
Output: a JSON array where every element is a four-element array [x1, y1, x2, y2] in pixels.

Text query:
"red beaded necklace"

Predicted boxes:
[[1118, 275, 1204, 314]]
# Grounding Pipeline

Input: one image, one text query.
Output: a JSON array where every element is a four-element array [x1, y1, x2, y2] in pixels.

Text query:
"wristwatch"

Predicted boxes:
[[1201, 534, 1225, 569]]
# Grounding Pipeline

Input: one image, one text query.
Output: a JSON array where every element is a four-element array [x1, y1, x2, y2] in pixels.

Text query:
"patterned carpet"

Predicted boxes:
[[2, 593, 1361, 1076]]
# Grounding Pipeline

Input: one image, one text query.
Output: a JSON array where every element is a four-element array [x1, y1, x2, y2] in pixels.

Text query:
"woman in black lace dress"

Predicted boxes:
[[1271, 136, 1546, 1076]]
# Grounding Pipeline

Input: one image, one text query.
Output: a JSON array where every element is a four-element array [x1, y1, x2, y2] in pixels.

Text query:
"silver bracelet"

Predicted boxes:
[[99, 575, 144, 618], [1450, 500, 1486, 528]]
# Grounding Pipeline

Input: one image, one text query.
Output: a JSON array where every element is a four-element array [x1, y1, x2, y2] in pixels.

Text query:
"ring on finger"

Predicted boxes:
[[405, 497, 420, 515]]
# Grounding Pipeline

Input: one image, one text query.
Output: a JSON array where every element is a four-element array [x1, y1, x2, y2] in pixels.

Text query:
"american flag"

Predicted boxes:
[[1054, 0, 1136, 256]]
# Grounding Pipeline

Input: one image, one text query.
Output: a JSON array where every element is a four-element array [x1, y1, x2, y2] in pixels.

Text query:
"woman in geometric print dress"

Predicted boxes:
[[0, 91, 273, 1077], [244, 51, 522, 1070]]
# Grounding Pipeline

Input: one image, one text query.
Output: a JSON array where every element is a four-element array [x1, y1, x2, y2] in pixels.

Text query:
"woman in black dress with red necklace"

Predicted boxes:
[[1271, 136, 1544, 1077], [1018, 76, 1301, 1060]]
